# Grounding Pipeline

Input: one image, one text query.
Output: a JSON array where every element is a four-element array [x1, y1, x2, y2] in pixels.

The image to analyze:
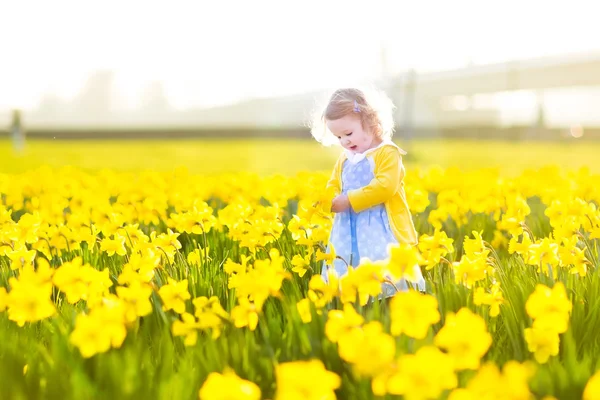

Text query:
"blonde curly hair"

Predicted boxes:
[[309, 86, 396, 147]]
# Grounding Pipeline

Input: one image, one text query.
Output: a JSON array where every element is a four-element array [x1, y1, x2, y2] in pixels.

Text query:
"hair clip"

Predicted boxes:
[[353, 100, 360, 113]]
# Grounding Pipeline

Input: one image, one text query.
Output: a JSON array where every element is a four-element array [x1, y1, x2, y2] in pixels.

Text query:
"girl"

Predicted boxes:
[[311, 87, 426, 297]]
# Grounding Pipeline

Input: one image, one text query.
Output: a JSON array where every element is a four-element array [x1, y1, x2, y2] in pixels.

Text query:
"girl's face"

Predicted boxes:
[[326, 114, 381, 154]]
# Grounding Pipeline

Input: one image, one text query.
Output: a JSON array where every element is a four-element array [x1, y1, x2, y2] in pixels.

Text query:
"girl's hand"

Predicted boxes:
[[331, 195, 351, 213]]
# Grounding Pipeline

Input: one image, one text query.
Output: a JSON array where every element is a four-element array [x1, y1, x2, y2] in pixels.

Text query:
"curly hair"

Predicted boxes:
[[309, 86, 396, 146]]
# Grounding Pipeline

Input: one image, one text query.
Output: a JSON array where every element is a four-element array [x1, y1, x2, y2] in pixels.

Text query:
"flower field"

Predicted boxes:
[[1, 139, 600, 399]]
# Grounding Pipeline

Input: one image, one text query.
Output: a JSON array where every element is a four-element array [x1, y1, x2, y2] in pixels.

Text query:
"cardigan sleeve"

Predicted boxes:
[[326, 154, 344, 196], [347, 146, 403, 212]]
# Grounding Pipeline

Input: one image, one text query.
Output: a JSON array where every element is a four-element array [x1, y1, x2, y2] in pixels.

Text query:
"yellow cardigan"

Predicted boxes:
[[326, 143, 419, 246]]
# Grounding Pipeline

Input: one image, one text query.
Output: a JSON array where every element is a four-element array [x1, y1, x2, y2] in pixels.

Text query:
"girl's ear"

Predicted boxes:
[[371, 122, 382, 137]]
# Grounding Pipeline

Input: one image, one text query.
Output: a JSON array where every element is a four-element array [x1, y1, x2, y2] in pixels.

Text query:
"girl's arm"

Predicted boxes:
[[347, 146, 402, 212]]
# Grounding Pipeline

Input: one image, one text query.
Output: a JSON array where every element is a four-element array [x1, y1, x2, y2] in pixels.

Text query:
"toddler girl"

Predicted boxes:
[[311, 87, 426, 297]]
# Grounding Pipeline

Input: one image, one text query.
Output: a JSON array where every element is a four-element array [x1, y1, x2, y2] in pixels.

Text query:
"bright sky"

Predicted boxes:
[[1, 0, 600, 111]]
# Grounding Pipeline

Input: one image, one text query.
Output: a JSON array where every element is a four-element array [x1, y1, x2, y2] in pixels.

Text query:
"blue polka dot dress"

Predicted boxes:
[[322, 153, 426, 297]]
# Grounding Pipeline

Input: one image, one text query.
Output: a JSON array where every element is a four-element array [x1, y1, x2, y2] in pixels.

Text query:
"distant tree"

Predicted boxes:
[[73, 70, 116, 122], [35, 93, 67, 121], [140, 81, 171, 115]]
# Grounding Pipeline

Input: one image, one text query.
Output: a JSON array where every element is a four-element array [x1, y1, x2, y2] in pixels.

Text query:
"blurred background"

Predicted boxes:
[[1, 0, 600, 175]]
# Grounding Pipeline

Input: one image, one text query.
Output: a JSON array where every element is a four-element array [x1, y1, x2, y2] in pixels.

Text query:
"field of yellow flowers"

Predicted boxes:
[[1, 139, 600, 399]]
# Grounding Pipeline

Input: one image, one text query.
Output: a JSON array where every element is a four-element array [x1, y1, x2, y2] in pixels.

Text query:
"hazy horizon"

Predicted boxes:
[[2, 0, 600, 128]]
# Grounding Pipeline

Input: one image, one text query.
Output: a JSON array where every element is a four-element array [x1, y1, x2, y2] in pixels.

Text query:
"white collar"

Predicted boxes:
[[343, 140, 407, 164]]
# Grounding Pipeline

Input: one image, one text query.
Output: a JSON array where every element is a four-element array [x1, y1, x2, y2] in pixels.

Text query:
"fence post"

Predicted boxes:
[[11, 109, 25, 154], [401, 69, 417, 144]]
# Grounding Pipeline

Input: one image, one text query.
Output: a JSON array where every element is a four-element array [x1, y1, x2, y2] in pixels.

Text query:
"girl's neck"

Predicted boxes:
[[366, 136, 383, 151]]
